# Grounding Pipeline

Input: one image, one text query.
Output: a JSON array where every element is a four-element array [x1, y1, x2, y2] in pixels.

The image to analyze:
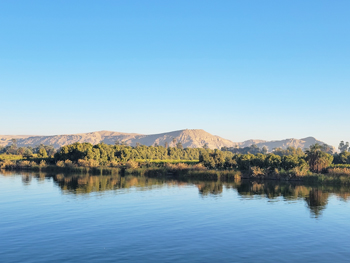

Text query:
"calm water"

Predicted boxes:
[[1, 171, 350, 263]]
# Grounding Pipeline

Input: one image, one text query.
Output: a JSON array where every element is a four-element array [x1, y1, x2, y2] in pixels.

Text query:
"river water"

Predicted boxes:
[[1, 171, 350, 262]]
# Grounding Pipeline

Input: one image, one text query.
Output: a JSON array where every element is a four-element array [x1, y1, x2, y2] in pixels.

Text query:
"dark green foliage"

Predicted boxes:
[[176, 142, 183, 149], [305, 144, 333, 173], [333, 151, 350, 164], [37, 148, 48, 158], [223, 144, 263, 154], [54, 142, 202, 164], [201, 144, 335, 176], [5, 139, 350, 178], [338, 141, 350, 153], [199, 149, 233, 169], [0, 141, 56, 157], [272, 146, 305, 156]]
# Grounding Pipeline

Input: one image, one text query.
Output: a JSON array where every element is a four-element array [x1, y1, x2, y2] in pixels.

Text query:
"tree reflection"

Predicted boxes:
[[197, 182, 223, 196], [52, 174, 171, 194], [305, 189, 329, 218], [2, 171, 350, 218], [21, 174, 32, 185]]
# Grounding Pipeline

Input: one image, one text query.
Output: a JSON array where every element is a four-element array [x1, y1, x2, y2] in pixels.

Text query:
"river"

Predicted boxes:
[[1, 171, 350, 262]]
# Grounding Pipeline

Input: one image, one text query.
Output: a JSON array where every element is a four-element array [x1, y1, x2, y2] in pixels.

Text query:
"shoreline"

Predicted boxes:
[[1, 165, 350, 185]]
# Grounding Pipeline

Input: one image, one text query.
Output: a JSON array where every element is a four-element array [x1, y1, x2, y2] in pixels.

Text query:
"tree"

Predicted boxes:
[[305, 144, 333, 173], [265, 154, 282, 170], [338, 141, 349, 153], [23, 148, 33, 159], [321, 144, 334, 154], [5, 138, 18, 154], [203, 143, 209, 149], [11, 138, 17, 148], [248, 144, 260, 154], [176, 142, 183, 149], [16, 147, 26, 155], [334, 151, 350, 164], [172, 138, 176, 147], [262, 146, 268, 154], [38, 148, 48, 158]]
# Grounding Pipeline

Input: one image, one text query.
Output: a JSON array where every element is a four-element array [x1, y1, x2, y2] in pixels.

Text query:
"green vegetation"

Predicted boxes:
[[2, 140, 350, 184], [0, 139, 56, 158], [0, 154, 24, 161]]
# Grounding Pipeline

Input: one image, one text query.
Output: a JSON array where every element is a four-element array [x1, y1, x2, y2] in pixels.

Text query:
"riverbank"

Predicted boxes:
[[2, 162, 350, 185]]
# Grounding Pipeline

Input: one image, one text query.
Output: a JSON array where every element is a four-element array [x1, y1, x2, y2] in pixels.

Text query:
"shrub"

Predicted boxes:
[[125, 160, 138, 169], [291, 166, 309, 176], [191, 163, 207, 171], [56, 161, 65, 167], [327, 167, 350, 176], [0, 160, 15, 169], [64, 159, 75, 168], [250, 166, 265, 177], [164, 162, 191, 170], [108, 160, 120, 168], [77, 159, 99, 168], [39, 160, 46, 167], [18, 160, 31, 167]]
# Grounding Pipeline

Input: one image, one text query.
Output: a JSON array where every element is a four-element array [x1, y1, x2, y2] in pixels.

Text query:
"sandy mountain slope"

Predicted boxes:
[[0, 129, 236, 149], [0, 130, 333, 151], [250, 137, 331, 151]]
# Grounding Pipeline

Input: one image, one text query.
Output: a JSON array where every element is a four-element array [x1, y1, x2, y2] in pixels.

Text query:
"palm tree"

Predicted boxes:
[[305, 144, 333, 173]]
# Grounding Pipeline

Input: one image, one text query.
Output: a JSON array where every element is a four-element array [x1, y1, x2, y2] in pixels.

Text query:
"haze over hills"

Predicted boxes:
[[0, 129, 334, 152]]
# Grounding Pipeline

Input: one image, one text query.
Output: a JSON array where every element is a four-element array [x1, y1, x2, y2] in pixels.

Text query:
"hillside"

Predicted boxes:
[[236, 137, 332, 152], [0, 129, 236, 149], [0, 129, 334, 151]]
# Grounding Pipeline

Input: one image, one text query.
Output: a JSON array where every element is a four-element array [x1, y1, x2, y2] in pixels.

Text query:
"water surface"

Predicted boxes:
[[1, 171, 350, 262]]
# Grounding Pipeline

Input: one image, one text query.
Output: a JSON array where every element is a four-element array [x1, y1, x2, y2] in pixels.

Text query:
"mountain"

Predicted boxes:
[[0, 129, 334, 152], [0, 129, 236, 149], [235, 137, 332, 152]]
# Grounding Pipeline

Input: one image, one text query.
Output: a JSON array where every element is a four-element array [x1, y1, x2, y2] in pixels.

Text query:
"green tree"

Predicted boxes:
[[23, 148, 33, 159], [176, 142, 183, 149], [338, 141, 349, 153], [11, 138, 17, 148], [305, 144, 333, 173], [38, 148, 48, 158], [265, 154, 282, 170], [335, 151, 350, 164], [262, 146, 268, 154]]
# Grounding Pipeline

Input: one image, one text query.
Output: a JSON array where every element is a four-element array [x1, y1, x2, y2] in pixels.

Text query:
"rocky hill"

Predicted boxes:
[[235, 137, 332, 152], [0, 129, 236, 149], [0, 129, 334, 151]]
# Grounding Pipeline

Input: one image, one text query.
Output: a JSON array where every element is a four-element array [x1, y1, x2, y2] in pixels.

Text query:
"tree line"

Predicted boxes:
[[3, 139, 350, 175], [0, 139, 56, 158], [54, 142, 203, 165]]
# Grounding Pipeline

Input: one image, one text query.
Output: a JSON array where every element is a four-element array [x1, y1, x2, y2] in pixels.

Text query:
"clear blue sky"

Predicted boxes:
[[1, 0, 349, 147]]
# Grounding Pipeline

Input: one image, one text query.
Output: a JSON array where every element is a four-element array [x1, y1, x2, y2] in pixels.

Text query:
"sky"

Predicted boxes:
[[1, 0, 349, 147]]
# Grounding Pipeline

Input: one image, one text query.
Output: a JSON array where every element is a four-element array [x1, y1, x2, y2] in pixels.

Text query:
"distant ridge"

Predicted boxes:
[[0, 129, 334, 151], [235, 137, 331, 152]]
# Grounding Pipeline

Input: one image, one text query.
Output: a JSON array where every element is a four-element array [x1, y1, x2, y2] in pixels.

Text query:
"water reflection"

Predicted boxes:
[[2, 170, 350, 218], [305, 189, 329, 217], [21, 174, 32, 185]]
